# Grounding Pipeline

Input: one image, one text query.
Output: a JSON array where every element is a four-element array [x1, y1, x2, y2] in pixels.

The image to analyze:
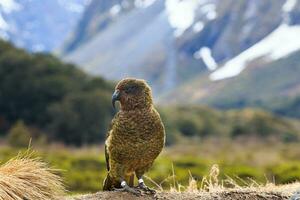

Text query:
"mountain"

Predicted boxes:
[[159, 49, 300, 117], [62, 0, 174, 93], [61, 0, 300, 115], [158, 0, 300, 116], [62, 0, 300, 97], [60, 0, 138, 54], [0, 0, 88, 52]]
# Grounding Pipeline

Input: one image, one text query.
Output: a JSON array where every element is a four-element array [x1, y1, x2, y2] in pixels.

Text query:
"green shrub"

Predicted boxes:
[[7, 121, 31, 148], [47, 91, 113, 145], [269, 162, 300, 183], [222, 164, 263, 181]]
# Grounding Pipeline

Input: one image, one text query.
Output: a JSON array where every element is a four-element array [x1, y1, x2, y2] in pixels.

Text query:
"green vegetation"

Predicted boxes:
[[160, 106, 300, 145], [273, 96, 300, 119], [1, 141, 299, 194], [1, 105, 298, 193], [7, 121, 32, 147]]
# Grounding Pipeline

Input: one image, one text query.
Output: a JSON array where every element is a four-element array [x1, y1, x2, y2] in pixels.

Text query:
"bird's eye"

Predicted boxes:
[[126, 87, 133, 93], [125, 86, 137, 94]]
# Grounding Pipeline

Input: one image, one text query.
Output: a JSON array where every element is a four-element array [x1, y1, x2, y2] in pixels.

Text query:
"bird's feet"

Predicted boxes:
[[114, 183, 141, 196], [138, 181, 156, 195]]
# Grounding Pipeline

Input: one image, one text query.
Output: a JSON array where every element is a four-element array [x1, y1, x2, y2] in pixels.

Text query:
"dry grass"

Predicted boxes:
[[164, 164, 299, 194], [137, 164, 299, 199], [0, 151, 65, 200]]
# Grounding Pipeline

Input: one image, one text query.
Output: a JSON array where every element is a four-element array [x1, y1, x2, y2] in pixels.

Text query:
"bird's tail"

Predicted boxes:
[[103, 174, 134, 191], [103, 174, 117, 191]]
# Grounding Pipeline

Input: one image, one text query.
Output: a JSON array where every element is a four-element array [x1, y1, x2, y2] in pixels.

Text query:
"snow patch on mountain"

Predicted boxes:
[[282, 0, 298, 12], [110, 4, 121, 16], [165, 0, 217, 37], [135, 0, 157, 8], [165, 0, 199, 37], [282, 0, 298, 24], [0, 0, 21, 13], [201, 3, 217, 20], [58, 0, 86, 13], [193, 21, 204, 32], [0, 14, 8, 30], [0, 0, 21, 32], [210, 23, 300, 81], [194, 47, 218, 70]]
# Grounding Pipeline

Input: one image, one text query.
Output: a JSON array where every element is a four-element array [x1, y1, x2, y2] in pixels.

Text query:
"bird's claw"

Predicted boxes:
[[138, 183, 156, 194], [114, 185, 142, 196]]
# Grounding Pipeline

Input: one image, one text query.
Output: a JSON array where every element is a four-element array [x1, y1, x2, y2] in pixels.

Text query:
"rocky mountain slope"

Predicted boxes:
[[0, 0, 88, 51], [63, 0, 174, 93], [62, 0, 300, 98], [159, 49, 300, 117]]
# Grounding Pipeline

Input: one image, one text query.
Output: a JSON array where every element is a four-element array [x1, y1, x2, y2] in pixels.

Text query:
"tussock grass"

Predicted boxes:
[[0, 151, 65, 200]]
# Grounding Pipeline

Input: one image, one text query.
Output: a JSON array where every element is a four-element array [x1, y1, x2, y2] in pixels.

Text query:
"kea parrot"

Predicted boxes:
[[103, 78, 165, 195]]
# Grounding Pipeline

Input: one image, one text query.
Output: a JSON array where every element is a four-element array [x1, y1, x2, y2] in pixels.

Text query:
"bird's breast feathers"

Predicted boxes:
[[115, 108, 164, 137], [107, 107, 165, 160]]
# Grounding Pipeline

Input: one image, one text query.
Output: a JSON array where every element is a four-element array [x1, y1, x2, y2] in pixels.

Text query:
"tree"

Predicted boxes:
[[47, 91, 113, 145]]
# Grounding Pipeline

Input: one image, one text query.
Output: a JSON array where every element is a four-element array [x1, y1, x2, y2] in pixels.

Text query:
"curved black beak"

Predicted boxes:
[[112, 90, 121, 110]]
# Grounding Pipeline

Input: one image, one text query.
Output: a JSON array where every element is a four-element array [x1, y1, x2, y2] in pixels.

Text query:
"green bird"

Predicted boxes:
[[103, 78, 165, 195]]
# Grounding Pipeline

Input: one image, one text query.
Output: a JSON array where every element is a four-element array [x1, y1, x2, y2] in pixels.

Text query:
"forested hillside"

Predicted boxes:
[[0, 40, 114, 145]]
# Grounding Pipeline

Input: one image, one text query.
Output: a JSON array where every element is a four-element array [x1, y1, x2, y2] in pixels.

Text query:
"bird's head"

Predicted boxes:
[[112, 78, 153, 111]]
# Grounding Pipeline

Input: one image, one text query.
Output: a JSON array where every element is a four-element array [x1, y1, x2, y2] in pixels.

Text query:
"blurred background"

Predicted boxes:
[[0, 0, 300, 194]]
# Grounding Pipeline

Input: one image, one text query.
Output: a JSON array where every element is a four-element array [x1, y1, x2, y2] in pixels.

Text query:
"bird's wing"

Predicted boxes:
[[105, 140, 110, 171], [105, 114, 118, 171]]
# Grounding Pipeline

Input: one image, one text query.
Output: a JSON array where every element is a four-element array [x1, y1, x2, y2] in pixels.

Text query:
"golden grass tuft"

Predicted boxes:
[[145, 163, 300, 198], [200, 164, 221, 191], [0, 151, 65, 200]]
